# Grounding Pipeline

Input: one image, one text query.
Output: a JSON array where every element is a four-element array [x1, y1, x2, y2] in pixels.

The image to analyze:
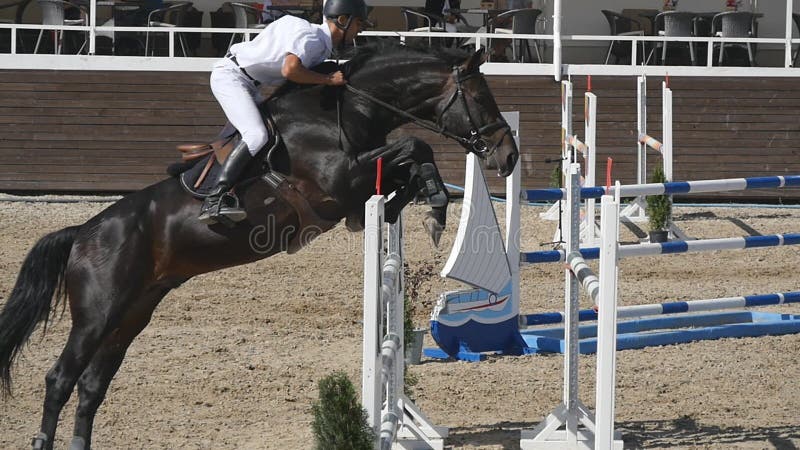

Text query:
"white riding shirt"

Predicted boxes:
[[210, 15, 333, 154]]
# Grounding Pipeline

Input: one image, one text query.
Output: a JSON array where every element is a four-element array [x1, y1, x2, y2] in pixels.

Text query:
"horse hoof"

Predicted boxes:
[[31, 432, 48, 450], [69, 436, 87, 450], [422, 213, 444, 248]]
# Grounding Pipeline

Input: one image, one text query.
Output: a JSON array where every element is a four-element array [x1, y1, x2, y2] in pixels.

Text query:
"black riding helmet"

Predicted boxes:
[[323, 0, 373, 28]]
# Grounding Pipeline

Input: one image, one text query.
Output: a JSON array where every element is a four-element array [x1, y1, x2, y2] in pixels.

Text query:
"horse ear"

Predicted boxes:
[[460, 48, 486, 73]]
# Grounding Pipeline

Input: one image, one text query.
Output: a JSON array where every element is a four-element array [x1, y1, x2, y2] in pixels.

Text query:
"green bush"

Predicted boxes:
[[549, 164, 562, 189], [311, 371, 375, 450], [646, 165, 671, 231]]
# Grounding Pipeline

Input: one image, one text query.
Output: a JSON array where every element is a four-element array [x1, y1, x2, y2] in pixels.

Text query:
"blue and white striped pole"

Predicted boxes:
[[522, 291, 800, 327], [523, 233, 800, 265], [525, 175, 800, 203]]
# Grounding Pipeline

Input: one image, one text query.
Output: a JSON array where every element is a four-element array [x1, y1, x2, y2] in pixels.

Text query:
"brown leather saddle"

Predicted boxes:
[[176, 118, 280, 195], [173, 119, 339, 251]]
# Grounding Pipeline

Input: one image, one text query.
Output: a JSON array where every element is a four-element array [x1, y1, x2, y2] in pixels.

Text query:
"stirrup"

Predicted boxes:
[[198, 191, 246, 226], [216, 191, 248, 223], [31, 433, 48, 450]]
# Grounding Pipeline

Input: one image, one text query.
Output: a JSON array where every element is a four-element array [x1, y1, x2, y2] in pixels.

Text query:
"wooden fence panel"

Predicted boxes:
[[0, 71, 799, 201]]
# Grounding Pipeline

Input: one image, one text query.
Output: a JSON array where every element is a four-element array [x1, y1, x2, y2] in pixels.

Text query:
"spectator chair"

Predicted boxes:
[[601, 10, 645, 65], [712, 11, 756, 66], [489, 8, 543, 63], [0, 0, 29, 53], [400, 7, 445, 47], [34, 0, 87, 54], [145, 1, 192, 56], [228, 2, 266, 50], [649, 11, 696, 66]]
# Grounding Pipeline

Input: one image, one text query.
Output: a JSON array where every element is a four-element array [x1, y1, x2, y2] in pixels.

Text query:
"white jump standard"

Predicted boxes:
[[363, 196, 446, 450], [540, 79, 599, 245]]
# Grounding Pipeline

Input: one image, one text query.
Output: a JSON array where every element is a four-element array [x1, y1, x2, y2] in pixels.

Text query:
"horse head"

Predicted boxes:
[[343, 42, 519, 176], [435, 48, 519, 176]]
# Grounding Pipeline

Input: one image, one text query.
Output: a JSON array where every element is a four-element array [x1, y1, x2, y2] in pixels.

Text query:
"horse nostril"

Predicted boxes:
[[507, 152, 518, 172]]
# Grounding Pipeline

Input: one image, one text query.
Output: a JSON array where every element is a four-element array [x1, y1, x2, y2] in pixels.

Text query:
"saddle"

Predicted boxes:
[[171, 118, 339, 253], [175, 117, 280, 197]]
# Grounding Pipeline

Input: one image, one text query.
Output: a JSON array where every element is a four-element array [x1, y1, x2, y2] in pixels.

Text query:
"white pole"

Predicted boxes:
[[89, 0, 96, 55], [362, 196, 384, 431], [594, 192, 621, 450], [662, 82, 673, 182], [564, 163, 582, 444], [585, 92, 597, 243], [786, 0, 795, 67], [636, 76, 647, 186], [553, 0, 562, 81], [507, 125, 521, 339], [562, 80, 572, 173]]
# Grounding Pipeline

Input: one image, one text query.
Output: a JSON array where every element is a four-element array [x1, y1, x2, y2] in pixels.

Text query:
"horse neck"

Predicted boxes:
[[353, 63, 449, 132]]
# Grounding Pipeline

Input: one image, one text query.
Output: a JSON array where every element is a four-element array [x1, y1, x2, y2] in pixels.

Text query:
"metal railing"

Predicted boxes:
[[1, 0, 799, 78]]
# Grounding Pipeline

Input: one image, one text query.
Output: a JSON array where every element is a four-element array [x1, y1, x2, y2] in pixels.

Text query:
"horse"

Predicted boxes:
[[0, 41, 518, 450]]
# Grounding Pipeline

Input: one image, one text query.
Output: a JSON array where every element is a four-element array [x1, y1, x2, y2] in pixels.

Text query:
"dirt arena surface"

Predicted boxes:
[[1, 196, 799, 449]]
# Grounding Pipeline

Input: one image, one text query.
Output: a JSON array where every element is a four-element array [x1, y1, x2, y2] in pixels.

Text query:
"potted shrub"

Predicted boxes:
[[646, 165, 671, 243], [311, 371, 374, 450]]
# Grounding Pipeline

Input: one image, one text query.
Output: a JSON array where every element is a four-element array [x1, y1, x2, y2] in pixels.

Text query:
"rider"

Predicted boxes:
[[199, 0, 371, 225]]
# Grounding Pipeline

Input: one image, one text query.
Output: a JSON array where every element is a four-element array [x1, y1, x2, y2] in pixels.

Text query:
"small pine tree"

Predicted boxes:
[[311, 371, 375, 450], [646, 165, 671, 231], [549, 164, 562, 189]]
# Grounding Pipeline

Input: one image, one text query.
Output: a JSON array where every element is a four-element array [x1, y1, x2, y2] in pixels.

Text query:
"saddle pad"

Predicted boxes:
[[180, 154, 222, 199]]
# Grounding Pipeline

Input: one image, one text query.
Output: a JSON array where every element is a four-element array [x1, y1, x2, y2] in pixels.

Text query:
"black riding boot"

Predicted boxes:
[[198, 140, 253, 225]]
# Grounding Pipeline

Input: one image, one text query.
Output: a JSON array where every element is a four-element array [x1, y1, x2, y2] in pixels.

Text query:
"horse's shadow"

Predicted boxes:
[[445, 418, 800, 449]]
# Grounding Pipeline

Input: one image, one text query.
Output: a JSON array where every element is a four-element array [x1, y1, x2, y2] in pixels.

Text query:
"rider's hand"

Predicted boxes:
[[327, 71, 347, 86]]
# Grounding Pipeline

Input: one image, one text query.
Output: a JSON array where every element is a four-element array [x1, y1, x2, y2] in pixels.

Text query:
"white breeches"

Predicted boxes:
[[210, 58, 269, 156]]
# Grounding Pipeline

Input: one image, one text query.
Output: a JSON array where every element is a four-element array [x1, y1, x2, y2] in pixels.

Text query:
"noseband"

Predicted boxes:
[[436, 68, 510, 157], [344, 67, 511, 158]]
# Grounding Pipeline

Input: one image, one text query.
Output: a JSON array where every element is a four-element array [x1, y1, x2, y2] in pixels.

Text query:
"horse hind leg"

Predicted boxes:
[[69, 285, 172, 450], [34, 263, 147, 450], [34, 314, 111, 450]]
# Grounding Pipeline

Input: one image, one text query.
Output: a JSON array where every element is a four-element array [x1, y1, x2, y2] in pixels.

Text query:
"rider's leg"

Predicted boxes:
[[198, 140, 253, 224], [200, 59, 268, 225]]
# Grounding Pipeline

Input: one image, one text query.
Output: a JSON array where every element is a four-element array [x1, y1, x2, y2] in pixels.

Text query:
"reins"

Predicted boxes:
[[342, 67, 511, 158]]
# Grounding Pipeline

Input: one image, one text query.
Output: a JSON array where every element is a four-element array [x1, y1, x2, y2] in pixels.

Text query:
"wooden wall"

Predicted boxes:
[[1, 71, 800, 200]]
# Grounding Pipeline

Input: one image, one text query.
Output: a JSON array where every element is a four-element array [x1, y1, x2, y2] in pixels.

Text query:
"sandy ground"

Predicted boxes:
[[0, 196, 799, 450]]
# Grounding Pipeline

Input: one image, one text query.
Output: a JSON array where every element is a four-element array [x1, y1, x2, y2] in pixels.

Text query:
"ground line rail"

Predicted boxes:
[[523, 291, 800, 327], [523, 233, 800, 264], [525, 175, 800, 202]]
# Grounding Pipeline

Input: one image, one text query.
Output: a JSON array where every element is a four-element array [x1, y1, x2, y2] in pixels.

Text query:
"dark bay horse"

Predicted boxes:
[[0, 42, 518, 450]]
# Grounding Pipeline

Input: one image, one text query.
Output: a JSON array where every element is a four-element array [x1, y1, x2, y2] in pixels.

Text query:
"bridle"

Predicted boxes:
[[344, 67, 511, 158]]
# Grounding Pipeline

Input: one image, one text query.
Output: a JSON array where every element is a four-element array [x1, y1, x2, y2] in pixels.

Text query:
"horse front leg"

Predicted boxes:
[[356, 137, 449, 246]]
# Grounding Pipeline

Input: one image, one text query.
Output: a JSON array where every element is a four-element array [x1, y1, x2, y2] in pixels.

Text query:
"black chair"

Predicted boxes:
[[600, 10, 645, 65], [712, 11, 756, 66], [228, 2, 266, 49], [400, 7, 445, 47], [144, 1, 193, 56], [649, 11, 696, 65], [0, 0, 28, 53], [488, 8, 543, 63]]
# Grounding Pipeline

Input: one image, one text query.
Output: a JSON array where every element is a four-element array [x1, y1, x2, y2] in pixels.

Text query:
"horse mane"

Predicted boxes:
[[267, 40, 471, 101], [341, 40, 471, 75]]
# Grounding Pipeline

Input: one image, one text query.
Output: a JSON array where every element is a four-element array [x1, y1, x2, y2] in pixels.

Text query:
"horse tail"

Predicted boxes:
[[0, 225, 80, 397]]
